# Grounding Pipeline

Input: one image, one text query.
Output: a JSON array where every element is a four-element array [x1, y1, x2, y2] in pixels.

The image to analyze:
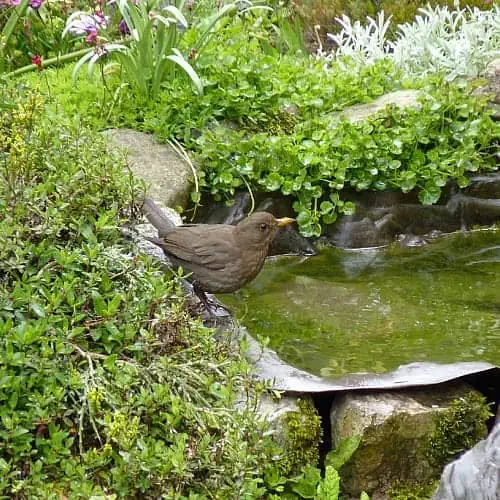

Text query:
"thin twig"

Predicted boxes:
[[314, 24, 323, 55], [167, 138, 200, 220], [78, 398, 85, 455], [240, 175, 255, 215], [74, 345, 108, 361]]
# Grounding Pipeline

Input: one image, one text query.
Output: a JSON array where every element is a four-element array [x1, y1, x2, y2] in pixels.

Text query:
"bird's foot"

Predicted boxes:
[[192, 282, 232, 321]]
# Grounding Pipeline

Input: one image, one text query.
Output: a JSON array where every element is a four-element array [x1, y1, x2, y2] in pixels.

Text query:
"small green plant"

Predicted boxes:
[[325, 434, 361, 470]]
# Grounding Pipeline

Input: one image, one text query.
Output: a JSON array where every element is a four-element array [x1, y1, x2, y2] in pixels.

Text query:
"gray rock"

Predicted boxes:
[[474, 58, 500, 105], [237, 392, 316, 444], [329, 385, 487, 499], [432, 423, 500, 500], [234, 391, 321, 473], [102, 129, 194, 208], [245, 392, 321, 472], [340, 90, 423, 124]]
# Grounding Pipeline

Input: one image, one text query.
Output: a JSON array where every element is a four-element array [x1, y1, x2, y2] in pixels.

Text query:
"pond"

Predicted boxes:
[[223, 228, 500, 378]]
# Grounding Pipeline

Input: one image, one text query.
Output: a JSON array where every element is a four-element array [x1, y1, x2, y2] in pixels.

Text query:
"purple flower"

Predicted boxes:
[[67, 12, 109, 36], [119, 19, 130, 35], [29, 0, 44, 9]]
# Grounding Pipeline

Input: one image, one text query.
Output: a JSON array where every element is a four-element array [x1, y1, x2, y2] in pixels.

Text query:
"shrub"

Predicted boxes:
[[324, 4, 500, 81], [0, 85, 294, 497], [192, 74, 498, 235]]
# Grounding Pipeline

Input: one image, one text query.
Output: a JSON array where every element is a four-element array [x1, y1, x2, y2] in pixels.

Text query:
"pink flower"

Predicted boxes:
[[2, 0, 22, 6], [29, 0, 44, 8], [94, 10, 105, 23], [31, 55, 42, 70], [86, 27, 98, 44]]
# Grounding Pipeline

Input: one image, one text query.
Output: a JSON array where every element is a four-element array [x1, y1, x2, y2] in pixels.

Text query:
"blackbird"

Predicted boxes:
[[141, 198, 295, 307]]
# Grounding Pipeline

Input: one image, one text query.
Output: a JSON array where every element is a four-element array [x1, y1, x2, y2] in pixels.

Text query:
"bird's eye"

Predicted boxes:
[[260, 223, 267, 231]]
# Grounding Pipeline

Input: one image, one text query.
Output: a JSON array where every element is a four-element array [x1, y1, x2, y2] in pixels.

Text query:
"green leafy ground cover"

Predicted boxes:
[[0, 87, 280, 498], [2, 1, 499, 497], [18, 6, 498, 236]]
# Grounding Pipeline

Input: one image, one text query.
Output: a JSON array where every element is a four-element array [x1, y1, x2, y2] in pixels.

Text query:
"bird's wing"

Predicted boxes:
[[153, 225, 237, 270]]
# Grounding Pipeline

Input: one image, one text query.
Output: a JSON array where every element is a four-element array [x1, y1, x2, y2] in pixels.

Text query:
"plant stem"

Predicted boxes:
[[5, 48, 92, 78]]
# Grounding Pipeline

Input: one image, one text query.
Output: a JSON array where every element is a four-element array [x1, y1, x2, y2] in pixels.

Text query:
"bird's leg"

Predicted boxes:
[[192, 281, 232, 318], [192, 281, 213, 311]]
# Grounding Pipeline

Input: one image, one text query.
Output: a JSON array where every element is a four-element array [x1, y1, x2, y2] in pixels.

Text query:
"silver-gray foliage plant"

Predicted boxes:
[[321, 3, 500, 81]]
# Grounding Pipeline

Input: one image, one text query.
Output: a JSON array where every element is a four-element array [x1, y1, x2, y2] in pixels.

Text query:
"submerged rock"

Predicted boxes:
[[432, 422, 500, 500], [329, 385, 489, 499]]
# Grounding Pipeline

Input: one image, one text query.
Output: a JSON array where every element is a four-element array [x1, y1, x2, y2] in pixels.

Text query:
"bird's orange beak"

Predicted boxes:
[[276, 217, 295, 227]]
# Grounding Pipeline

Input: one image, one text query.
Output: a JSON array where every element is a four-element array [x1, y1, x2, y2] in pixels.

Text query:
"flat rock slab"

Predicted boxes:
[[340, 90, 423, 123], [102, 129, 193, 208]]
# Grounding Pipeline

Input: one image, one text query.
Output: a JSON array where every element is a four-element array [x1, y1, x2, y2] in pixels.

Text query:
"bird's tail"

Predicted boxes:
[[143, 235, 167, 249], [141, 198, 176, 237]]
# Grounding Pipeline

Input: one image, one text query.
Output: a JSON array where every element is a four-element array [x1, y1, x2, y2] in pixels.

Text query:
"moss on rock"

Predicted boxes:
[[280, 398, 322, 474], [427, 390, 492, 467], [329, 384, 492, 498], [389, 479, 440, 500]]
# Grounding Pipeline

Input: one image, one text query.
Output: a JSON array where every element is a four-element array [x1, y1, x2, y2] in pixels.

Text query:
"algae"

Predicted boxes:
[[224, 229, 500, 377]]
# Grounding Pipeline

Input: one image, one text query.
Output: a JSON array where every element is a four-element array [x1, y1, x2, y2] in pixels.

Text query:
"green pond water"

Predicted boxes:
[[223, 229, 500, 378]]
